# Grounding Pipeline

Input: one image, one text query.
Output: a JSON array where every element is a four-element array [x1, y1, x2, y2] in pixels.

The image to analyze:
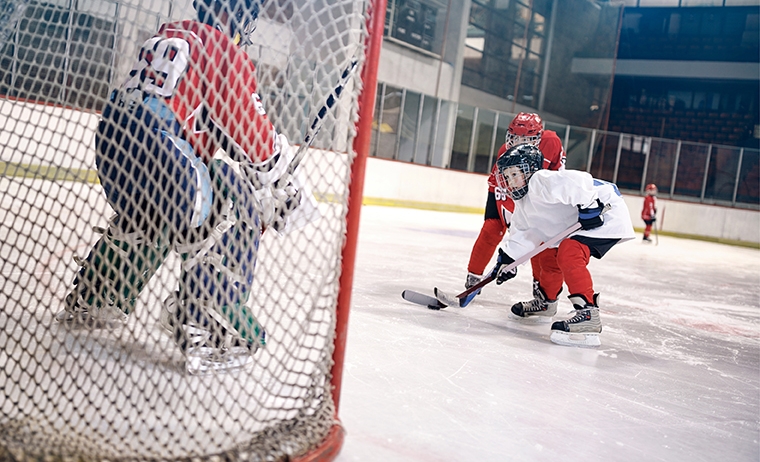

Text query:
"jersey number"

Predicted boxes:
[[126, 37, 190, 98]]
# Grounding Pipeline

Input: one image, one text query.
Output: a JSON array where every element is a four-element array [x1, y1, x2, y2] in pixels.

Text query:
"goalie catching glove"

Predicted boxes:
[[256, 179, 302, 232], [490, 248, 517, 285], [241, 133, 321, 234]]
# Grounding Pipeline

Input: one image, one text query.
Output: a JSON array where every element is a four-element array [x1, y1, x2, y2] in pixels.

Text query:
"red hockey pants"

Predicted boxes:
[[535, 239, 594, 303]]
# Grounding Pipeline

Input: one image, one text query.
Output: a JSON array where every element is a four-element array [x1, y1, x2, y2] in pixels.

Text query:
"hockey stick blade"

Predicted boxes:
[[401, 290, 446, 310], [450, 219, 593, 304], [434, 287, 479, 308]]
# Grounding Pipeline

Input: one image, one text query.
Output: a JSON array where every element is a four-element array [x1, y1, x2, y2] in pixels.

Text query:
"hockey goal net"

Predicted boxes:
[[0, 0, 383, 460]]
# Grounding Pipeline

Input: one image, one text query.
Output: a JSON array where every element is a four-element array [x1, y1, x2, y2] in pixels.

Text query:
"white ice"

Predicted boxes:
[[335, 205, 760, 462]]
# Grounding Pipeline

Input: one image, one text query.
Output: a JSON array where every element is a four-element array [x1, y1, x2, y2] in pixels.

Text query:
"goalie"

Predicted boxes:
[[55, 0, 317, 374]]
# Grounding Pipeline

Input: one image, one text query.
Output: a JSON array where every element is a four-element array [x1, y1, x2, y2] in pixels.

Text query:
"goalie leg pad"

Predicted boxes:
[[177, 165, 265, 349], [58, 216, 170, 326]]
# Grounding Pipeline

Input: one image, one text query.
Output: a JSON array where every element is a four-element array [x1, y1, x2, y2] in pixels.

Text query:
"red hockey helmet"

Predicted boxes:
[[506, 112, 543, 148], [645, 183, 658, 196]]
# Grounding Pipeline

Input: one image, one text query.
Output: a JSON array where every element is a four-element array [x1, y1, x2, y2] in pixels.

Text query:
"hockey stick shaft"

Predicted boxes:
[[456, 221, 583, 299], [241, 57, 359, 188], [278, 57, 359, 184], [458, 203, 612, 299]]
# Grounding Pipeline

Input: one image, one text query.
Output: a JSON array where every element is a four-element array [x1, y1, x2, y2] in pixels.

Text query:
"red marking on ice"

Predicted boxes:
[[674, 319, 759, 339]]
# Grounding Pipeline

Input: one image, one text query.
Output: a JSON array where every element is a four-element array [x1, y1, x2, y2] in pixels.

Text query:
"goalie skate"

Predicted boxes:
[[183, 329, 257, 376], [55, 292, 128, 329], [162, 293, 263, 375]]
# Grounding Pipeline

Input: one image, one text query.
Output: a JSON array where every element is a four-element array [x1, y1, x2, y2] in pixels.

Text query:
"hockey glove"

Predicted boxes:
[[578, 199, 606, 230], [490, 249, 517, 285], [257, 180, 302, 233]]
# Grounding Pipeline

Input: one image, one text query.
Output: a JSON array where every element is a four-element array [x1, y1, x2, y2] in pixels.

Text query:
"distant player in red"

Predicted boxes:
[[465, 112, 566, 306], [641, 184, 658, 242]]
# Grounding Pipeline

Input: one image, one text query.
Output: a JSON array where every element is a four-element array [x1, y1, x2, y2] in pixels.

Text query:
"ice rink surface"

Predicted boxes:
[[335, 205, 760, 462]]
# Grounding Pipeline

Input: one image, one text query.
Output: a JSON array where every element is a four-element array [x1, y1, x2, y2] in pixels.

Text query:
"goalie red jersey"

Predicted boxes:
[[122, 19, 277, 164]]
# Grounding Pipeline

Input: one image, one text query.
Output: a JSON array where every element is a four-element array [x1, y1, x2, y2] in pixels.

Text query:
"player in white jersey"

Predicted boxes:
[[489, 144, 635, 347]]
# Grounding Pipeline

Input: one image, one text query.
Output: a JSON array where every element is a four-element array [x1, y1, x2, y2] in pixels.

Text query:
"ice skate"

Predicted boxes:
[[465, 272, 482, 297], [550, 294, 602, 347], [55, 291, 128, 329], [509, 286, 558, 323], [642, 235, 652, 243], [163, 294, 264, 375]]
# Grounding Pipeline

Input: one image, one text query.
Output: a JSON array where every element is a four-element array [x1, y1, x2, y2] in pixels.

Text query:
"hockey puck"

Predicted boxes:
[[427, 304, 442, 310]]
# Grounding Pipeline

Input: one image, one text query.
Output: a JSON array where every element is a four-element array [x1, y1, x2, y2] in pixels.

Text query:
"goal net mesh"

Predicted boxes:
[[0, 0, 376, 459]]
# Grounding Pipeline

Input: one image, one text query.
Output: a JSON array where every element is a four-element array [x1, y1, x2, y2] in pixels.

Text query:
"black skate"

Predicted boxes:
[[509, 286, 558, 323], [550, 294, 602, 347]]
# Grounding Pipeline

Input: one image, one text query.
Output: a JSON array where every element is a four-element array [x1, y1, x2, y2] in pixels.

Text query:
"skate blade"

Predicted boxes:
[[54, 310, 125, 330], [185, 351, 254, 375], [550, 331, 601, 348], [508, 312, 554, 324]]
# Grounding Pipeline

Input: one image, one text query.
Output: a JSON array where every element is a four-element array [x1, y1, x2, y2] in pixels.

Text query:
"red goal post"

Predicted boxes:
[[0, 0, 386, 460]]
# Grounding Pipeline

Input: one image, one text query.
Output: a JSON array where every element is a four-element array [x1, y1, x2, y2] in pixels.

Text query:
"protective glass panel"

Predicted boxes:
[[450, 104, 474, 171]]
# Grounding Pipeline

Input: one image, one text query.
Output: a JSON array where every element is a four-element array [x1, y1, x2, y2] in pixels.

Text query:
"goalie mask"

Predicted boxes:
[[506, 112, 543, 149], [496, 144, 544, 200], [194, 0, 261, 46]]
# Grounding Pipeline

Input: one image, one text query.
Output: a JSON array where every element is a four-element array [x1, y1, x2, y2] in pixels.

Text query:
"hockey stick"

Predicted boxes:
[[655, 204, 663, 246], [243, 57, 359, 189], [433, 222, 584, 308], [433, 204, 612, 308], [402, 222, 584, 311]]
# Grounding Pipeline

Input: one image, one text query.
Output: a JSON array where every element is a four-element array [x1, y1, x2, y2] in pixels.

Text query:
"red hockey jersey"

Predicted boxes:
[[122, 20, 276, 164], [642, 195, 657, 221]]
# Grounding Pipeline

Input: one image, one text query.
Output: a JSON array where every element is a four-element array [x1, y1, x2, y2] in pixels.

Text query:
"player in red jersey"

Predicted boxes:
[[641, 184, 658, 242], [56, 0, 309, 373], [465, 112, 566, 310]]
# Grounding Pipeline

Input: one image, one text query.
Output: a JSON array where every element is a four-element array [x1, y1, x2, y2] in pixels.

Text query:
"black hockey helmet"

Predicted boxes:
[[495, 143, 544, 200], [193, 0, 261, 45]]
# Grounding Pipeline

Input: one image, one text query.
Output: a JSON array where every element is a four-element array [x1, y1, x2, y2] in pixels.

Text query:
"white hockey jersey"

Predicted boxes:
[[501, 170, 635, 260]]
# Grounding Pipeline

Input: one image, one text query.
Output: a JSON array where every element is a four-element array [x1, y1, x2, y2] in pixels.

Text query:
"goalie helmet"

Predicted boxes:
[[645, 183, 658, 196], [194, 0, 261, 45], [496, 144, 544, 200], [506, 112, 543, 149]]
